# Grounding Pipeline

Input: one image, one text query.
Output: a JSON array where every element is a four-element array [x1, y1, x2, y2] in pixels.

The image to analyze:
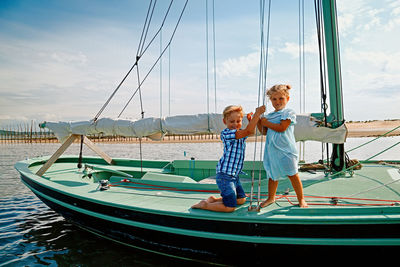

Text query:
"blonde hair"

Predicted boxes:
[[266, 84, 292, 98], [223, 105, 244, 120]]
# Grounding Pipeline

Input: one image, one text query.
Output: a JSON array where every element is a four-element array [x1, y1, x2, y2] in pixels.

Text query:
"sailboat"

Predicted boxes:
[[15, 0, 400, 264]]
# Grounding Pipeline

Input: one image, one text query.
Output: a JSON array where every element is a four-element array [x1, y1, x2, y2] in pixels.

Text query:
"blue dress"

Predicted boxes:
[[263, 108, 298, 180]]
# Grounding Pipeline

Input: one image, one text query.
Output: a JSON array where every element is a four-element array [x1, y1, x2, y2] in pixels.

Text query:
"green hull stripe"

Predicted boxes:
[[25, 182, 400, 246]]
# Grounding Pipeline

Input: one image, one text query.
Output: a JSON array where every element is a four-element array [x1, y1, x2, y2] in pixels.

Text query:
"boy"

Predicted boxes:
[[191, 104, 265, 212]]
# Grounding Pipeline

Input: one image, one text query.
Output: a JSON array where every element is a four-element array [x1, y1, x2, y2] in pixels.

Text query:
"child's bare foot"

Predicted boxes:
[[191, 200, 208, 209], [259, 198, 275, 208], [207, 196, 218, 203], [299, 199, 308, 208]]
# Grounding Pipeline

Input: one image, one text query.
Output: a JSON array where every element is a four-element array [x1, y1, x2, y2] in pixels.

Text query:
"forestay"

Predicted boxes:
[[42, 113, 347, 144]]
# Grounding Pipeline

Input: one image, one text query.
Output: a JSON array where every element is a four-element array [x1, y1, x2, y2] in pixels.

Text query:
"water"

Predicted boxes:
[[1, 137, 399, 266]]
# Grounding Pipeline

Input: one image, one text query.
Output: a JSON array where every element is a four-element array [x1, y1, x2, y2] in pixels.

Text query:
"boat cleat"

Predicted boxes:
[[97, 179, 110, 191], [82, 164, 94, 179], [330, 197, 339, 205]]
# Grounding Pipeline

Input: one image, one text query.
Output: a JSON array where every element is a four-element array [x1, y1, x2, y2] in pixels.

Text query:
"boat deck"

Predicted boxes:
[[17, 156, 400, 223]]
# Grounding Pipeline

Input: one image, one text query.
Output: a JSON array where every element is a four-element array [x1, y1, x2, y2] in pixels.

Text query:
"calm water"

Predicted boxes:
[[1, 137, 399, 266]]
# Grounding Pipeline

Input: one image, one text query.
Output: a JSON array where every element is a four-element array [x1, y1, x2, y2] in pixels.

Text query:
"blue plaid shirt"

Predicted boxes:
[[216, 128, 247, 177]]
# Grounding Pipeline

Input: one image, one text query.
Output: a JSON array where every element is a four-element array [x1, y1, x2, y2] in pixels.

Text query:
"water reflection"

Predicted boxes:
[[1, 194, 190, 266]]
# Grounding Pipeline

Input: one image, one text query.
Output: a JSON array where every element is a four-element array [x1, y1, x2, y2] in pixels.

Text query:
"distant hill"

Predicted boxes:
[[0, 130, 15, 134]]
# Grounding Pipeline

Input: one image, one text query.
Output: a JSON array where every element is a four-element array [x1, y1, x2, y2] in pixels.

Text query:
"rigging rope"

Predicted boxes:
[[314, 0, 330, 168], [168, 44, 171, 116], [93, 0, 188, 121], [212, 0, 217, 112], [118, 0, 188, 118], [93, 0, 157, 122], [160, 29, 163, 118], [204, 0, 217, 131], [108, 180, 400, 207], [206, 0, 209, 115], [95, 0, 187, 171], [306, 141, 400, 187], [137, 0, 157, 57], [139, 0, 173, 61], [205, 0, 218, 117], [298, 0, 306, 163], [249, 0, 271, 210], [347, 124, 400, 153]]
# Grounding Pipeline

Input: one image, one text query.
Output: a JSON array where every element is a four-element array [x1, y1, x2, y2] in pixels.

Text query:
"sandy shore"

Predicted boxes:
[[345, 119, 400, 138]]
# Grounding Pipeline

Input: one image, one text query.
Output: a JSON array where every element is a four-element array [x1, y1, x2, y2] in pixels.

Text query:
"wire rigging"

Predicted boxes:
[[205, 0, 218, 114], [298, 0, 306, 163], [137, 0, 158, 58], [299, 0, 306, 114], [168, 43, 171, 116], [206, 0, 210, 115], [93, 0, 188, 121], [93, 1, 156, 122], [117, 0, 188, 118], [314, 0, 330, 168], [160, 29, 163, 118], [212, 0, 217, 113], [139, 1, 173, 61], [249, 0, 271, 210]]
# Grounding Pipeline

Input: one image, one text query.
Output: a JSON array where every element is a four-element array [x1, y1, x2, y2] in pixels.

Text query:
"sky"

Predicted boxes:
[[1, 0, 400, 128]]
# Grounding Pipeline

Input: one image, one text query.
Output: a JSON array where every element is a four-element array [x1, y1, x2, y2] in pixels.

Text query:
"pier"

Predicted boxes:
[[0, 121, 221, 144]]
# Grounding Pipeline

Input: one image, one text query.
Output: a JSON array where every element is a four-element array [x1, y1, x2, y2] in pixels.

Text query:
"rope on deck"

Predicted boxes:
[[107, 179, 400, 207], [325, 141, 400, 180]]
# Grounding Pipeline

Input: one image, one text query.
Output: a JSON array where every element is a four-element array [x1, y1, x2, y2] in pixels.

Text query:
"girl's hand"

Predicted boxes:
[[255, 105, 266, 115], [260, 117, 291, 132]]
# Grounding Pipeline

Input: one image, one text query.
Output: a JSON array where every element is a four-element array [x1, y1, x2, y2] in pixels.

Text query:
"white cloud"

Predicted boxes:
[[384, 16, 400, 31], [51, 51, 88, 65], [278, 36, 319, 59], [337, 1, 383, 34], [345, 49, 400, 70], [216, 51, 259, 78], [392, 6, 400, 16]]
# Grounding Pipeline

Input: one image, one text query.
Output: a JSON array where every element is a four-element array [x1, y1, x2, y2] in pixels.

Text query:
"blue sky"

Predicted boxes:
[[1, 0, 400, 127]]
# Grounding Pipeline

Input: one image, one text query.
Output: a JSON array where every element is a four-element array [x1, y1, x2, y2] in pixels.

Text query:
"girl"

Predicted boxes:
[[258, 84, 308, 208]]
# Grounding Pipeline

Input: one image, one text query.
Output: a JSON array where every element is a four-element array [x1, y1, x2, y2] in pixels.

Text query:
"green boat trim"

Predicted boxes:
[[16, 154, 400, 251], [19, 183, 400, 247], [16, 156, 400, 217]]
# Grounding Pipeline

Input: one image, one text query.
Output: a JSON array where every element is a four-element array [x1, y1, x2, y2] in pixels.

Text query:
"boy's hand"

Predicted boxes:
[[247, 112, 253, 121]]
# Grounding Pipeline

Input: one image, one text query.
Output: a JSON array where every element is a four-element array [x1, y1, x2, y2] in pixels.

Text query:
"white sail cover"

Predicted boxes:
[[43, 113, 347, 144]]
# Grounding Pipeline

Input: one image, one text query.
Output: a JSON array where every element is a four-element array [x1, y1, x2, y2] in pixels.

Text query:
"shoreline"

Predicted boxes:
[[1, 120, 399, 144], [345, 119, 400, 138]]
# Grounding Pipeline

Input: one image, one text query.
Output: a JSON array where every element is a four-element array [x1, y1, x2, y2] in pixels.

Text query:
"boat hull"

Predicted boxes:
[[20, 167, 400, 264]]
